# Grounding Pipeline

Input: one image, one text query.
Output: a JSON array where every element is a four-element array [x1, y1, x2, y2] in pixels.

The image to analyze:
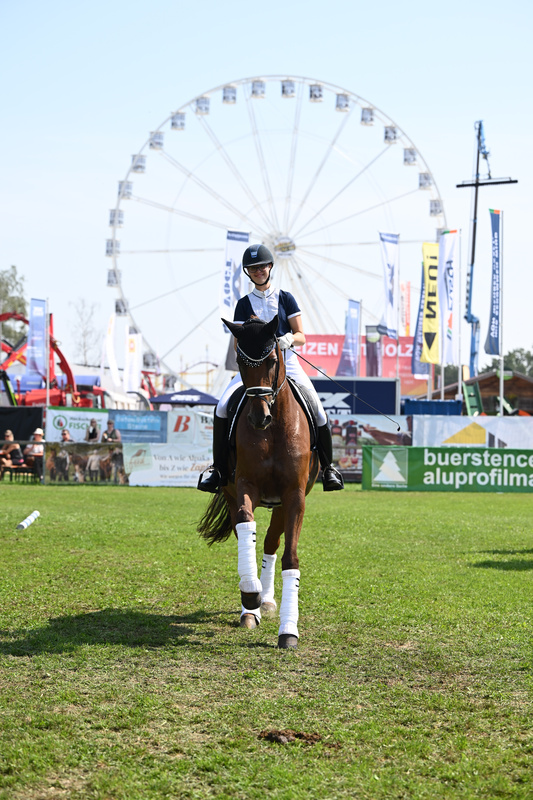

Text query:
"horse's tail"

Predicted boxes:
[[197, 493, 233, 546]]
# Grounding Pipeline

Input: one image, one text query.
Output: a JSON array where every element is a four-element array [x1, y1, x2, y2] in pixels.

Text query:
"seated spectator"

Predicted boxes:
[[24, 427, 45, 482], [0, 430, 25, 478], [102, 419, 121, 443]]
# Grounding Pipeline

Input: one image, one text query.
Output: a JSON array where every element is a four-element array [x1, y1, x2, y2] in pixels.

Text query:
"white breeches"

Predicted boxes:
[[215, 352, 327, 426]]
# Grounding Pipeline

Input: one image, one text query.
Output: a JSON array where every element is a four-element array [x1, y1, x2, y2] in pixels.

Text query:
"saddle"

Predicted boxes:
[[227, 378, 318, 451]]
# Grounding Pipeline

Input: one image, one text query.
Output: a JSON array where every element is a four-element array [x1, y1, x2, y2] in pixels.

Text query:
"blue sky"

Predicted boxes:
[[1, 0, 530, 376]]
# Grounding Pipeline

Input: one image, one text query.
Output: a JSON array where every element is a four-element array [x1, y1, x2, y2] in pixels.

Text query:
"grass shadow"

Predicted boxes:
[[471, 559, 533, 572], [0, 608, 233, 656], [478, 548, 533, 556]]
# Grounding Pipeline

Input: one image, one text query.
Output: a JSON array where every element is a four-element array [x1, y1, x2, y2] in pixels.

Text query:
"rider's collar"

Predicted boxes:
[[252, 286, 275, 298]]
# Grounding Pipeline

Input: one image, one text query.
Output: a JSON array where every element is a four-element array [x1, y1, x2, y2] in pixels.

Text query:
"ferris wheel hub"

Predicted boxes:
[[272, 236, 296, 260]]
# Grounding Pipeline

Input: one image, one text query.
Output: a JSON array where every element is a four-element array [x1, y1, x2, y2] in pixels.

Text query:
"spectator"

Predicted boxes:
[[24, 427, 45, 482], [102, 419, 121, 443], [85, 418, 100, 442], [61, 429, 72, 443], [0, 430, 25, 478]]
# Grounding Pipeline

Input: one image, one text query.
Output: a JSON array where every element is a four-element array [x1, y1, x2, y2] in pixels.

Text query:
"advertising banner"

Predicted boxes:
[[400, 281, 411, 336], [45, 407, 108, 442], [485, 210, 501, 356], [311, 378, 398, 415], [329, 413, 410, 481], [26, 298, 47, 389], [337, 300, 360, 377], [421, 242, 440, 364], [221, 231, 249, 333], [363, 446, 533, 493], [365, 326, 382, 377], [167, 407, 213, 447], [377, 232, 399, 338], [44, 442, 125, 484], [123, 332, 143, 393], [102, 313, 121, 388], [109, 410, 167, 443], [124, 443, 211, 487], [437, 230, 458, 365], [412, 415, 533, 449], [412, 264, 430, 378]]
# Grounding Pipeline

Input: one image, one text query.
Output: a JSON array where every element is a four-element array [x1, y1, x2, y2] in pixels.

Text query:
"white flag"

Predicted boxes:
[[220, 231, 249, 331], [377, 232, 399, 339], [124, 332, 143, 393], [437, 230, 458, 365], [100, 313, 122, 389]]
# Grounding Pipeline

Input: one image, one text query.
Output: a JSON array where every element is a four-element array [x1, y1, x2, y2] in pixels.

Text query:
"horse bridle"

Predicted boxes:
[[236, 339, 287, 406]]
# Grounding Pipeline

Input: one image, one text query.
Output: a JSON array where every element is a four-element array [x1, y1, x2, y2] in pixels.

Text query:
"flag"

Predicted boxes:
[[484, 210, 501, 356], [437, 230, 458, 365], [337, 300, 360, 377], [400, 281, 411, 336], [124, 331, 143, 393], [101, 313, 122, 389], [412, 265, 430, 377], [220, 231, 249, 332], [377, 232, 399, 338], [25, 298, 47, 388], [420, 242, 440, 364], [365, 326, 382, 377]]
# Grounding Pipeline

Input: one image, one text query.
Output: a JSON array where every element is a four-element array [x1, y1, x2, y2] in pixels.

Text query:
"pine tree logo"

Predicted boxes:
[[372, 448, 408, 488]]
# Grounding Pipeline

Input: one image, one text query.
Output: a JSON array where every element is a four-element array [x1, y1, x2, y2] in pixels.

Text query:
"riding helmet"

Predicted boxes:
[[242, 244, 274, 271]]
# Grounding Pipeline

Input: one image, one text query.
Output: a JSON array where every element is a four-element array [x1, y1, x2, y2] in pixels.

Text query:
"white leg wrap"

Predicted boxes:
[[278, 569, 300, 638], [236, 521, 262, 594], [260, 553, 277, 606]]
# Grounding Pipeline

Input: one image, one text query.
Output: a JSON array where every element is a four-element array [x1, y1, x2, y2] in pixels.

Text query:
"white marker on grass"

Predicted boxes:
[[16, 510, 40, 530]]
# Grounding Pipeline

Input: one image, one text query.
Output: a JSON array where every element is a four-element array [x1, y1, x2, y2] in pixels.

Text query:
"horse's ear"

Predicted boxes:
[[265, 314, 279, 339], [222, 318, 242, 338]]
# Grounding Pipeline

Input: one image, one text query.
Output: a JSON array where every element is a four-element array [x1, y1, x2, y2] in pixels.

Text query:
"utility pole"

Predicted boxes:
[[457, 121, 517, 377]]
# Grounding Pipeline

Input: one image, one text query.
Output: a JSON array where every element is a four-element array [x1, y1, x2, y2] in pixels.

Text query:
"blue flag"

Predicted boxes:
[[412, 265, 430, 377], [25, 298, 47, 388], [337, 300, 360, 376]]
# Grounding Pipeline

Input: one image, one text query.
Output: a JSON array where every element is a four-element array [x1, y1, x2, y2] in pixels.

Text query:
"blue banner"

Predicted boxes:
[[337, 299, 360, 376], [25, 298, 47, 389], [484, 210, 501, 356], [412, 264, 430, 377]]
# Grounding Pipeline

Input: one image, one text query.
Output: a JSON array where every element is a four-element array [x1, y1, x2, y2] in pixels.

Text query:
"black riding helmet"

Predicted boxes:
[[242, 244, 274, 285]]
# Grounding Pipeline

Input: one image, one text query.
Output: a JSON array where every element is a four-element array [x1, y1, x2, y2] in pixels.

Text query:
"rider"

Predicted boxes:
[[198, 244, 344, 494]]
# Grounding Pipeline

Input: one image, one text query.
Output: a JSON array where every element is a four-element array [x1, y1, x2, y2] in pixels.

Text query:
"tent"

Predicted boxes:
[[150, 389, 219, 406]]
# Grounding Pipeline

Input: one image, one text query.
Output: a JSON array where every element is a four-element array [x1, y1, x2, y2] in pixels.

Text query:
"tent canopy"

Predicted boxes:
[[150, 389, 219, 406]]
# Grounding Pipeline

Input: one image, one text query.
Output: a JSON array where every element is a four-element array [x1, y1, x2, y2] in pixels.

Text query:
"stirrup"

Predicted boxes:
[[322, 465, 344, 492], [197, 466, 226, 494]]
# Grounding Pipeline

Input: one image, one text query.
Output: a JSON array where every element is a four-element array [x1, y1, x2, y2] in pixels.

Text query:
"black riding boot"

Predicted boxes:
[[317, 424, 344, 492], [197, 414, 229, 493]]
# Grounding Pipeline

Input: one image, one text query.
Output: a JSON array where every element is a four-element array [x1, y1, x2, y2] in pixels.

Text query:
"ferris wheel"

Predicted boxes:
[[106, 75, 446, 382]]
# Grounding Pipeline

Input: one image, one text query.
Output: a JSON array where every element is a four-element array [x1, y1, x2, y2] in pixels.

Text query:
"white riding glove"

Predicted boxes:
[[277, 332, 295, 351]]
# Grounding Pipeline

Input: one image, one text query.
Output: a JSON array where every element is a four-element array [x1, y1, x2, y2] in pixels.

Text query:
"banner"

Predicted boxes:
[[365, 326, 382, 377], [101, 313, 121, 389], [26, 298, 47, 389], [221, 231, 249, 331], [377, 232, 399, 338], [363, 446, 533, 493], [420, 242, 440, 364], [437, 230, 458, 365], [412, 264, 430, 377], [485, 210, 501, 356], [45, 407, 108, 442], [412, 415, 533, 450], [337, 300, 360, 377], [400, 281, 411, 336], [124, 332, 143, 393]]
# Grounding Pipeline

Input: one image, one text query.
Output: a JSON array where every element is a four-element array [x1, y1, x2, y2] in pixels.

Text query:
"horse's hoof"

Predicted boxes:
[[241, 591, 262, 610], [278, 634, 298, 650], [240, 614, 259, 629], [260, 601, 277, 616]]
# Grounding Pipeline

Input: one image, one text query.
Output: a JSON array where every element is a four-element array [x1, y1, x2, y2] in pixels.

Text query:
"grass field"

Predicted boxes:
[[0, 484, 532, 799]]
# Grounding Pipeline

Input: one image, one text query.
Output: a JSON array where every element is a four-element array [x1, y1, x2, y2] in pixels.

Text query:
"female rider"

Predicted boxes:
[[198, 244, 344, 493]]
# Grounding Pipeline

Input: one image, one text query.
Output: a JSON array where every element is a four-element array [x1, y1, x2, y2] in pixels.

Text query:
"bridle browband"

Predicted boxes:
[[237, 339, 287, 405]]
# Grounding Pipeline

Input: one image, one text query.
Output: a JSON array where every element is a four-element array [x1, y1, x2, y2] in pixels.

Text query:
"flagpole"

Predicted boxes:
[[457, 230, 463, 404], [499, 212, 504, 416], [358, 298, 363, 378], [45, 298, 50, 412]]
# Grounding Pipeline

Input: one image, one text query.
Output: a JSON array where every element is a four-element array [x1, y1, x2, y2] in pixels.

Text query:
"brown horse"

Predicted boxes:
[[198, 315, 319, 649]]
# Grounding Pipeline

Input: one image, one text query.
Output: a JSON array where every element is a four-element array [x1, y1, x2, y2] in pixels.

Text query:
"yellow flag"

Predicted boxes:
[[421, 242, 440, 363]]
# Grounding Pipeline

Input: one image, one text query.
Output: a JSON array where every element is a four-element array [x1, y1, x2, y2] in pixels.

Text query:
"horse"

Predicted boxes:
[[198, 315, 319, 649]]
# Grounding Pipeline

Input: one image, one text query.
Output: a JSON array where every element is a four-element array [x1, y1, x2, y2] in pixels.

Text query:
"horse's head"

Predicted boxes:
[[222, 315, 284, 430]]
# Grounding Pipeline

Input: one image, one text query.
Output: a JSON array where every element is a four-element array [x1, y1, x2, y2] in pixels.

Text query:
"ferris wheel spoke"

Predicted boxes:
[[158, 150, 270, 236], [132, 196, 234, 231], [121, 248, 223, 255], [287, 107, 355, 233], [195, 116, 273, 232], [299, 188, 419, 238], [282, 83, 304, 233], [129, 271, 220, 311], [293, 147, 390, 239], [302, 240, 425, 248], [161, 306, 219, 361], [297, 247, 381, 280], [244, 86, 281, 232], [291, 255, 340, 334]]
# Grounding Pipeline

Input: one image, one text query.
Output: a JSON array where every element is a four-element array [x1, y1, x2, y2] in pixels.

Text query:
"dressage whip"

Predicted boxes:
[[289, 347, 401, 431]]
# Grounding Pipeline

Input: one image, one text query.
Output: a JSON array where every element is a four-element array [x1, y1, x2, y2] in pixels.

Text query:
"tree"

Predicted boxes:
[[0, 265, 28, 345], [70, 299, 103, 366], [480, 348, 533, 378]]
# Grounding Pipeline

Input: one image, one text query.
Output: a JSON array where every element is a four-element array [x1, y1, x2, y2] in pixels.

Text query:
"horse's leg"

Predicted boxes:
[[234, 485, 262, 628], [260, 507, 283, 616], [278, 489, 306, 650]]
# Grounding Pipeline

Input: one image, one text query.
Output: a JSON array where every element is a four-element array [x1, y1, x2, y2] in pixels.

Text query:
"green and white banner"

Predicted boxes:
[[363, 446, 533, 492]]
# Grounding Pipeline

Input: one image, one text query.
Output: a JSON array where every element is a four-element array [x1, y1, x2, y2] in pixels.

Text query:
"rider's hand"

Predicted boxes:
[[277, 332, 295, 350]]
